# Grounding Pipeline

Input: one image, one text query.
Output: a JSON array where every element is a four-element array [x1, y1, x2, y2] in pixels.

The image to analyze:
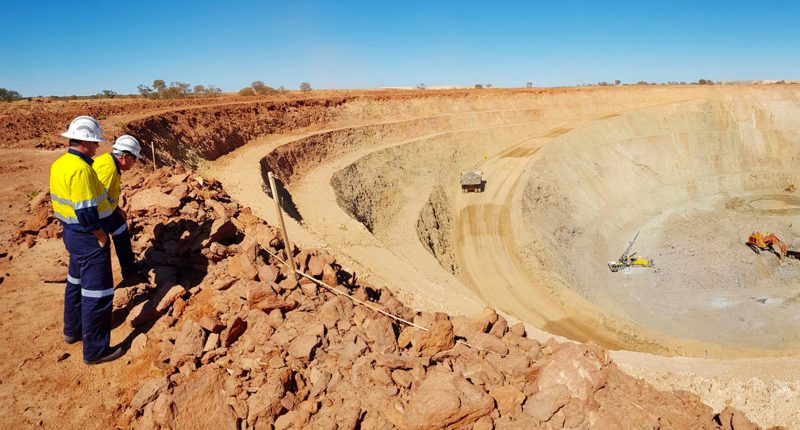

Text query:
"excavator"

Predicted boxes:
[[746, 231, 789, 259], [608, 231, 655, 272]]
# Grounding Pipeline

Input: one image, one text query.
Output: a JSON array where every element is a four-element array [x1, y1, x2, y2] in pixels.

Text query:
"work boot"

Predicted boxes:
[[64, 334, 81, 344], [84, 345, 124, 365]]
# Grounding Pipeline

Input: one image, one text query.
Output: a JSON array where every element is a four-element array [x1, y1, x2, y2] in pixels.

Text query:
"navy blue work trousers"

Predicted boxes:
[[63, 228, 114, 362], [105, 208, 136, 274]]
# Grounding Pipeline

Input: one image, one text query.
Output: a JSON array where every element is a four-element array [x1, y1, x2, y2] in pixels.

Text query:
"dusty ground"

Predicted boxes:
[[1, 87, 799, 428]]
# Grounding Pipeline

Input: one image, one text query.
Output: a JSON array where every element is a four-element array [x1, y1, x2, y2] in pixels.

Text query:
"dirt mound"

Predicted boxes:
[[16, 167, 772, 429]]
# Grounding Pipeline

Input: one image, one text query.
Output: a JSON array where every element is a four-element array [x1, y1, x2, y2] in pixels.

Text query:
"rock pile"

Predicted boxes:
[[21, 166, 774, 429]]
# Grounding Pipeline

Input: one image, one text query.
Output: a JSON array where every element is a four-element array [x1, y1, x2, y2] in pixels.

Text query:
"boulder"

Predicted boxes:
[[169, 366, 237, 429], [222, 316, 247, 347], [202, 218, 238, 247], [410, 320, 455, 356], [155, 283, 186, 313], [716, 406, 760, 430], [247, 368, 292, 427], [131, 378, 168, 411], [385, 368, 493, 430], [129, 189, 181, 215], [523, 384, 571, 423], [489, 385, 525, 417], [537, 343, 607, 402], [170, 320, 206, 364], [363, 316, 398, 354], [226, 254, 258, 281]]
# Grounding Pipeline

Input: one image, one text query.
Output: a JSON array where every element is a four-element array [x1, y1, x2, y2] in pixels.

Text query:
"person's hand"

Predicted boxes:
[[93, 229, 108, 248]]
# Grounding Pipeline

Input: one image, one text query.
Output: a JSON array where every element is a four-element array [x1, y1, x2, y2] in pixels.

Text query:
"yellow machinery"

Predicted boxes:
[[608, 231, 655, 272]]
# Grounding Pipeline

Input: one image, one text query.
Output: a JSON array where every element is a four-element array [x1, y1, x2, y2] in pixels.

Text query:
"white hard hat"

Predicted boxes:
[[112, 135, 144, 159], [60, 115, 104, 142]]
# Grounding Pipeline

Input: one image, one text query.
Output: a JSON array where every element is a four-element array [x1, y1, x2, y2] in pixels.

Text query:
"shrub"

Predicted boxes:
[[239, 87, 256, 96]]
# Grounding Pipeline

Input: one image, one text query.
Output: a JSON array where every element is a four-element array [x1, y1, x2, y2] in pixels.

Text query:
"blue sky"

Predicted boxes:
[[2, 0, 799, 96]]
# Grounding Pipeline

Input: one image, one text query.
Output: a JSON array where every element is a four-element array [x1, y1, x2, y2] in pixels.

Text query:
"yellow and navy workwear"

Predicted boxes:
[[93, 152, 121, 212], [50, 149, 113, 233], [93, 153, 136, 275], [50, 148, 115, 362]]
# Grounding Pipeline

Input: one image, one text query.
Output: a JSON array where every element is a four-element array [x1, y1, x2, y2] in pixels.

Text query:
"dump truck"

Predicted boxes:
[[461, 170, 484, 193]]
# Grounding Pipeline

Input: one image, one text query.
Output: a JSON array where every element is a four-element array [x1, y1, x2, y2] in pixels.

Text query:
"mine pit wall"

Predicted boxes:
[[124, 98, 349, 168], [289, 88, 719, 282], [515, 94, 800, 346], [329, 122, 546, 244], [259, 108, 546, 186], [417, 186, 460, 275]]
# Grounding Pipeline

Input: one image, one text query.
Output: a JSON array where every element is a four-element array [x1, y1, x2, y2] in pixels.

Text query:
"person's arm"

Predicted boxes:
[[72, 169, 108, 246]]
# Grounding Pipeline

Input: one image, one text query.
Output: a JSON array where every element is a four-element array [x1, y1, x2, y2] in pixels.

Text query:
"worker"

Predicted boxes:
[[50, 116, 123, 365], [93, 135, 145, 278]]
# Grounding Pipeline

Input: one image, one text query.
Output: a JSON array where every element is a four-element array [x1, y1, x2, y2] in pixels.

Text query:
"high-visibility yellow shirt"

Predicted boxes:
[[92, 153, 121, 212], [49, 149, 113, 233]]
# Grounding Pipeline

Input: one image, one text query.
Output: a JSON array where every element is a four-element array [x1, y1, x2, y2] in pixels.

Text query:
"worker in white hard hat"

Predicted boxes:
[[49, 115, 123, 364], [93, 135, 146, 278]]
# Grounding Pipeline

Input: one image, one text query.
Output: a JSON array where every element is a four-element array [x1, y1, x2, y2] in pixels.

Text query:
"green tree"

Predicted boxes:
[[474, 84, 483, 89], [0, 88, 22, 101], [252, 81, 275, 95], [299, 82, 312, 91], [416, 82, 426, 90], [193, 85, 205, 94], [137, 84, 154, 98], [526, 82, 533, 88], [152, 80, 166, 92]]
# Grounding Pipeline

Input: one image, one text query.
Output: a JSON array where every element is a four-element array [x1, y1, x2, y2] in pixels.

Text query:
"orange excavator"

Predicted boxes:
[[746, 232, 788, 259]]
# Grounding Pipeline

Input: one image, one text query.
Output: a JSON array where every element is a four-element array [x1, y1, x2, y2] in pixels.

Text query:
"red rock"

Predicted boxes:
[[307, 256, 325, 277], [129, 188, 181, 215], [471, 332, 509, 355], [226, 253, 258, 281], [489, 385, 525, 417], [363, 316, 398, 354], [257, 265, 279, 284], [170, 320, 206, 364], [169, 366, 237, 429], [246, 368, 292, 427], [385, 368, 493, 430], [170, 183, 189, 199], [410, 319, 455, 356], [537, 343, 607, 401], [131, 378, 168, 411], [523, 384, 570, 423], [287, 334, 321, 361], [203, 333, 220, 352], [509, 322, 526, 337], [222, 316, 247, 347], [391, 369, 414, 388], [488, 316, 508, 338], [199, 315, 224, 333], [202, 218, 238, 246], [717, 406, 759, 430], [155, 283, 186, 312]]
